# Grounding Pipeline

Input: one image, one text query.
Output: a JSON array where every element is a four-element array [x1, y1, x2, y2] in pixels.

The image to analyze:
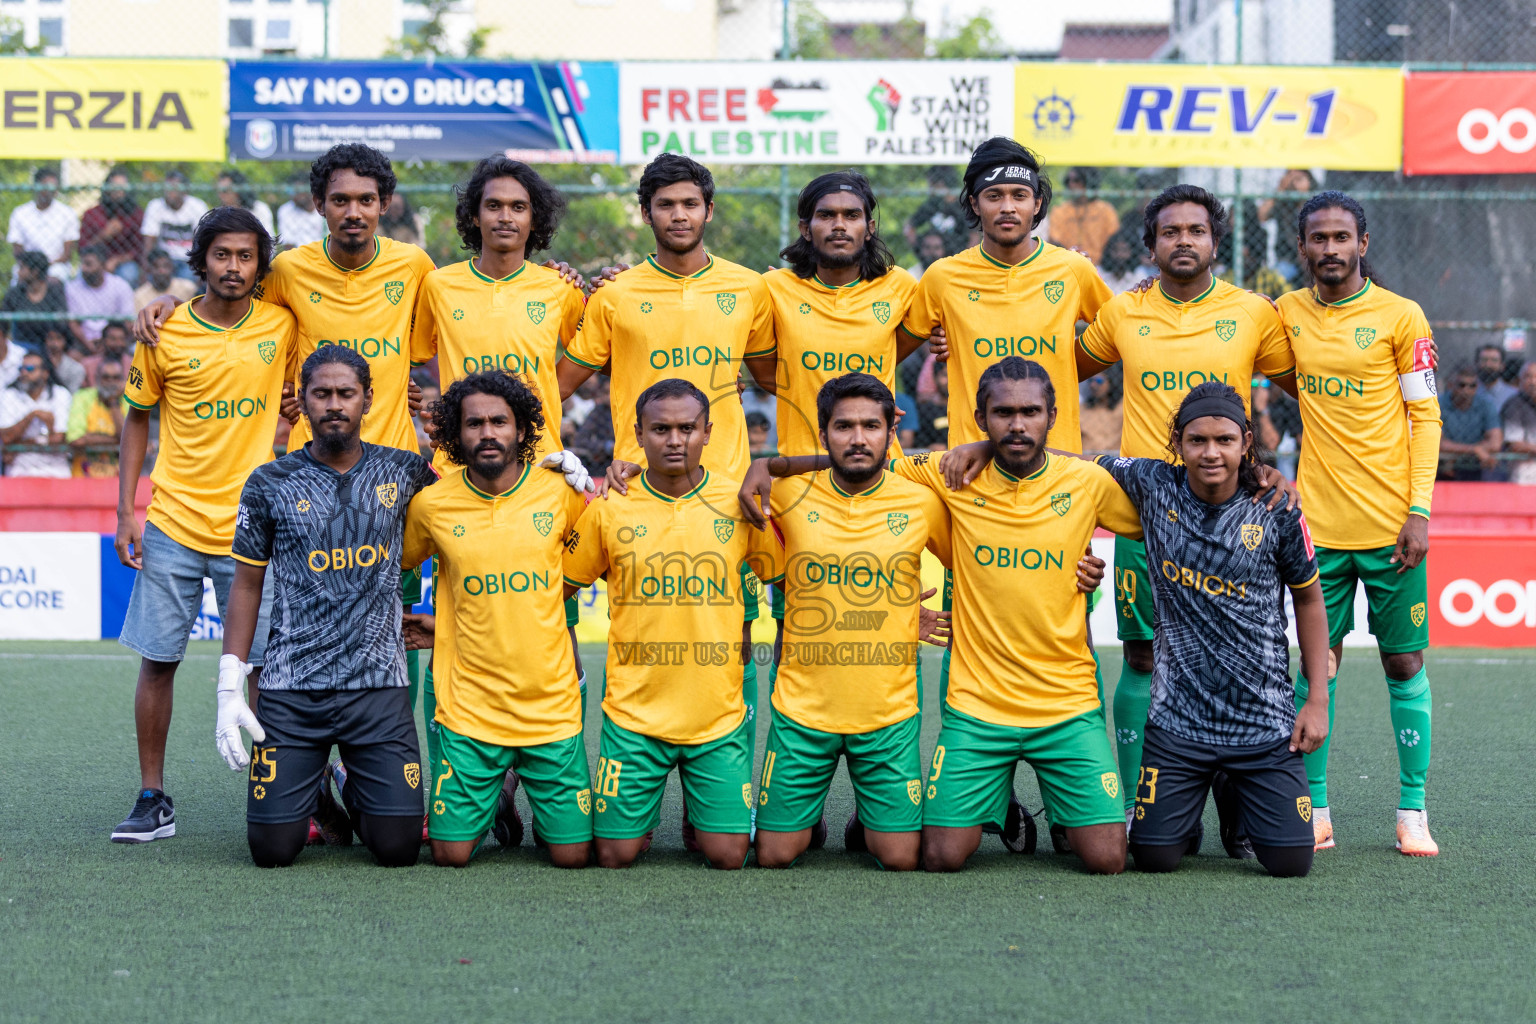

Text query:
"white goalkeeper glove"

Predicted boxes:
[[215, 653, 265, 771], [541, 449, 594, 493]]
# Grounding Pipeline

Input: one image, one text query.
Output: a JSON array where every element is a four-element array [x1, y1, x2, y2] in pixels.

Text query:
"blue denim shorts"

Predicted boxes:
[[119, 521, 274, 665]]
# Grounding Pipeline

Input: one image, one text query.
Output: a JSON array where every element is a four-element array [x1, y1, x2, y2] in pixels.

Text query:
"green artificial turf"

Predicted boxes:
[[2, 641, 1532, 1022]]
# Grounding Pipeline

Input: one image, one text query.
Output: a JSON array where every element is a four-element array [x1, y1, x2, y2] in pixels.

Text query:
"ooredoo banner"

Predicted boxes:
[[1403, 71, 1536, 175], [619, 61, 1012, 165], [1427, 536, 1536, 647]]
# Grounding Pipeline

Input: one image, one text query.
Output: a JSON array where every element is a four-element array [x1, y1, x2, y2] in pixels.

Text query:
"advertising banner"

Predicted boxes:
[[619, 61, 1013, 165], [229, 60, 618, 162], [0, 532, 100, 640], [1014, 63, 1402, 170], [1404, 72, 1536, 175], [1427, 536, 1536, 647], [0, 59, 225, 160]]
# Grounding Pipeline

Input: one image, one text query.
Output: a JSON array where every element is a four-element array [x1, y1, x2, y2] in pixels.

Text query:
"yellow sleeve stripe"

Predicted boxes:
[[231, 553, 270, 567], [1409, 505, 1431, 519], [1076, 333, 1114, 365], [897, 322, 926, 340], [563, 352, 604, 370], [124, 396, 156, 411], [1287, 569, 1320, 591]]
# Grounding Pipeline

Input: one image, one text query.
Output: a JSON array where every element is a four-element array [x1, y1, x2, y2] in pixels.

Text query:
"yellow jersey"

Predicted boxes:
[[566, 254, 776, 480], [1277, 281, 1442, 550], [1077, 277, 1296, 459], [562, 470, 773, 745], [402, 463, 587, 748], [891, 452, 1142, 729], [410, 259, 584, 469], [256, 235, 435, 453], [899, 240, 1111, 451], [124, 298, 298, 555], [763, 267, 917, 457], [758, 469, 951, 734]]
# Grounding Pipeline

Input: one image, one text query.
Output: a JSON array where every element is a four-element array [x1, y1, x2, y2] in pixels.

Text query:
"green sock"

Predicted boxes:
[[1387, 667, 1431, 810], [423, 666, 440, 786], [578, 672, 588, 731], [938, 645, 951, 707], [1092, 650, 1105, 707], [1112, 665, 1152, 812], [1293, 673, 1338, 807], [743, 659, 759, 764], [406, 649, 420, 710]]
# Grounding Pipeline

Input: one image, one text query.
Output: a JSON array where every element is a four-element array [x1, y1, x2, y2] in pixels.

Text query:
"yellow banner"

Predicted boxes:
[[1014, 63, 1402, 171], [0, 59, 225, 160]]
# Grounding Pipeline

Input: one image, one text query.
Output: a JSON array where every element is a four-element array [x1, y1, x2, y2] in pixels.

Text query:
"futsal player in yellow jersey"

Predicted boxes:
[[111, 208, 297, 843], [899, 138, 1111, 454], [752, 374, 950, 872], [1075, 185, 1299, 826], [563, 379, 774, 871], [402, 371, 592, 869], [1277, 192, 1442, 856]]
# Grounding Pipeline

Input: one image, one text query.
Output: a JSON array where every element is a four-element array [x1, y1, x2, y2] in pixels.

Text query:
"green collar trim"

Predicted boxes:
[[186, 299, 253, 333], [1158, 276, 1217, 305], [645, 254, 713, 280], [1314, 279, 1372, 307], [642, 469, 709, 503], [469, 258, 527, 285], [464, 462, 530, 500], [830, 470, 887, 499], [323, 235, 380, 273], [812, 273, 861, 291], [979, 237, 1043, 271], [995, 453, 1049, 483]]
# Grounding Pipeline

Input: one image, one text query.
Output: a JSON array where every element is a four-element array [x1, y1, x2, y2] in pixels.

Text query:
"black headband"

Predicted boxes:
[[972, 163, 1038, 196], [804, 177, 869, 212], [1175, 391, 1248, 432]]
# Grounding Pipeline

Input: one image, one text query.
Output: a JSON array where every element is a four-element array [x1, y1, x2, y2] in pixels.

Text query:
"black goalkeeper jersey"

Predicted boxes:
[[1098, 456, 1320, 745], [233, 442, 437, 692]]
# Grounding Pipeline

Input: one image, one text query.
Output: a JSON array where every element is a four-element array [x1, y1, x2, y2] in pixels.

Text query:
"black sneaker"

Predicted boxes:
[[1186, 820, 1205, 856], [1001, 793, 1037, 854], [805, 813, 828, 850], [111, 789, 175, 843], [492, 769, 524, 848], [842, 811, 865, 854], [313, 763, 353, 846], [1048, 821, 1072, 855], [680, 792, 701, 853], [1212, 772, 1255, 859]]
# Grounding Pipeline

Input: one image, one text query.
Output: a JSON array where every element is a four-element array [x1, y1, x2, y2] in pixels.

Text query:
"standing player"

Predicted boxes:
[[1278, 192, 1442, 855], [220, 346, 437, 868], [400, 371, 592, 869], [1074, 184, 1298, 839], [1098, 382, 1331, 877], [562, 379, 772, 870], [753, 374, 950, 871], [110, 207, 296, 843]]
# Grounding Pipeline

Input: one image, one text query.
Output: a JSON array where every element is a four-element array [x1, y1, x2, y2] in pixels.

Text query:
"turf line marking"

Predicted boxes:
[[0, 653, 218, 661]]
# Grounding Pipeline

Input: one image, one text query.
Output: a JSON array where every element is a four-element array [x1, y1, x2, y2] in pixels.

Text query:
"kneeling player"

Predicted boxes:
[[401, 371, 593, 868], [219, 346, 438, 868], [563, 379, 773, 870], [1098, 382, 1330, 878], [753, 374, 951, 871]]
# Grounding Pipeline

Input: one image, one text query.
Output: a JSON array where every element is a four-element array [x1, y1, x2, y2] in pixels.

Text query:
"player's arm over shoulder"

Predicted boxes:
[[1083, 458, 1145, 540], [562, 496, 609, 586], [888, 450, 945, 492]]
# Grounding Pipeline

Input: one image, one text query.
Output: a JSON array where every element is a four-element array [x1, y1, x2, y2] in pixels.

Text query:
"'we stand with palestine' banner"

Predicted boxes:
[[619, 61, 1013, 164]]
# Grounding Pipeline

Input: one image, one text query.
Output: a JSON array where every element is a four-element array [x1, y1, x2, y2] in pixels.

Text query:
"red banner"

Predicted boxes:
[[1428, 535, 1536, 647], [1404, 71, 1536, 175]]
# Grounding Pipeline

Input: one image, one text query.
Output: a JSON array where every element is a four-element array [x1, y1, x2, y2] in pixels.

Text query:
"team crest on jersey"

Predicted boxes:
[[577, 788, 591, 815], [1100, 772, 1119, 799], [532, 511, 554, 537], [1043, 280, 1064, 304], [376, 482, 398, 509], [907, 779, 922, 806], [716, 292, 737, 315], [872, 300, 891, 324], [384, 280, 405, 306], [1215, 319, 1237, 343], [1241, 523, 1264, 550], [404, 763, 420, 789], [527, 300, 546, 325], [742, 783, 753, 808], [257, 339, 276, 365], [1355, 327, 1377, 350], [887, 512, 909, 536], [1051, 492, 1071, 516], [714, 518, 735, 543], [1411, 602, 1427, 627], [1297, 796, 1312, 822]]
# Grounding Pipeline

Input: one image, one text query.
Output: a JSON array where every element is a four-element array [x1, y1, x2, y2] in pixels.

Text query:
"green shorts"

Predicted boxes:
[[756, 708, 924, 833], [401, 564, 422, 608], [564, 595, 579, 628], [1317, 545, 1429, 653], [593, 713, 753, 839], [1113, 535, 1155, 642], [429, 724, 593, 844], [924, 705, 1124, 829]]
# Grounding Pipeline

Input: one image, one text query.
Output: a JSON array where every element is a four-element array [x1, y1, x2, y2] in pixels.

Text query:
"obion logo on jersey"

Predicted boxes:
[[1404, 71, 1536, 174]]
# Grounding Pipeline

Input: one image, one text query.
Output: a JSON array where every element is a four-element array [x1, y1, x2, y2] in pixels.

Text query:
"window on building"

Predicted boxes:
[[1, 0, 65, 55]]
